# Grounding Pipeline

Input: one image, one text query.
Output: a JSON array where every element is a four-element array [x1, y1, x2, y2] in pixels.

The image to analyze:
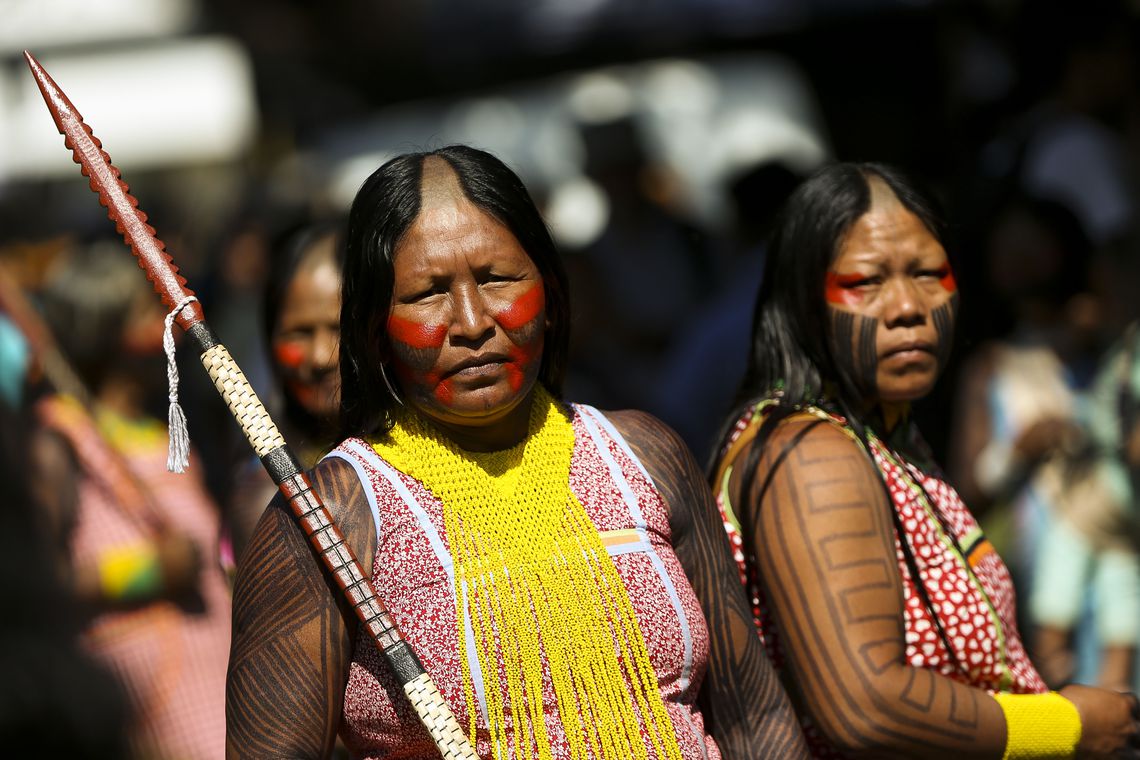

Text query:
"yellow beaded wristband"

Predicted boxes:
[[993, 691, 1082, 760], [98, 543, 162, 600]]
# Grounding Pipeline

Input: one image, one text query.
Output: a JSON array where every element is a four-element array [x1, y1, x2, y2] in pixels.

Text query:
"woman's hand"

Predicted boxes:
[[1012, 416, 1081, 463], [1061, 685, 1140, 759]]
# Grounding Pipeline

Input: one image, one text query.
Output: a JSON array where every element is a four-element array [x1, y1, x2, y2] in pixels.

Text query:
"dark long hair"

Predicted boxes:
[[339, 145, 571, 438], [712, 161, 965, 671], [261, 217, 345, 437], [732, 161, 947, 424], [263, 218, 346, 348]]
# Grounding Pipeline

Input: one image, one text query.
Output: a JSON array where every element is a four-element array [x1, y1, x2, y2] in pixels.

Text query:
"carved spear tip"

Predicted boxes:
[[23, 50, 79, 134]]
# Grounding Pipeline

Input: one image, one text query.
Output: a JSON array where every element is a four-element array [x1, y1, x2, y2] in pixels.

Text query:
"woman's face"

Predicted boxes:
[[272, 242, 342, 421], [825, 178, 958, 405], [386, 160, 545, 443]]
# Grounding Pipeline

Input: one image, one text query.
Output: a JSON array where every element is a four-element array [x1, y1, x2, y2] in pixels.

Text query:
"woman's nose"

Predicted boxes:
[[881, 277, 925, 327], [451, 283, 496, 340], [312, 327, 340, 370]]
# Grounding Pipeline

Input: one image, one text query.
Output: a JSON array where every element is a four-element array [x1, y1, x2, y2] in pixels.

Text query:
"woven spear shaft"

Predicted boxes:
[[24, 50, 477, 759]]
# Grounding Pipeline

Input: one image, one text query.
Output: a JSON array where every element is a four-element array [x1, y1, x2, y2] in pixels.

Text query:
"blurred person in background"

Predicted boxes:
[[0, 310, 130, 757], [226, 145, 807, 759], [564, 113, 716, 420], [957, 0, 1140, 342], [709, 162, 1140, 758], [1027, 319, 1140, 692], [226, 218, 344, 563], [30, 239, 231, 760], [945, 194, 1110, 649], [655, 160, 805, 462]]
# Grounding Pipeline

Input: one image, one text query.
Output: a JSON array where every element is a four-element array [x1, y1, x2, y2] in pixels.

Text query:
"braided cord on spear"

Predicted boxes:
[[23, 51, 477, 760]]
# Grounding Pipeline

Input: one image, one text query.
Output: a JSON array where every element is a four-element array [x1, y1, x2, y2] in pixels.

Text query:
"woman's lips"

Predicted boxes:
[[881, 341, 935, 363], [447, 354, 508, 379]]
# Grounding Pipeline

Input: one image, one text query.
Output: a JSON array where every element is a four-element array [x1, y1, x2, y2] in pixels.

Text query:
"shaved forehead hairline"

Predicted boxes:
[[295, 232, 338, 275], [831, 173, 937, 261], [419, 155, 467, 209], [866, 173, 903, 211]]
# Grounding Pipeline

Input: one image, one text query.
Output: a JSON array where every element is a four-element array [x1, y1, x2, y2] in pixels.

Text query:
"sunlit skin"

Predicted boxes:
[[271, 242, 342, 421], [825, 177, 959, 429], [386, 157, 546, 452]]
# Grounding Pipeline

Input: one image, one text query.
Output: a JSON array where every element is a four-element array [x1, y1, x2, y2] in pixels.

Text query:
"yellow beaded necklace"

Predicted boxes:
[[372, 387, 683, 760]]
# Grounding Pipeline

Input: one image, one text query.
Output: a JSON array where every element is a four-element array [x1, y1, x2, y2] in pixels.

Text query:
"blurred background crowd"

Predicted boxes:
[[3, 0, 1140, 756]]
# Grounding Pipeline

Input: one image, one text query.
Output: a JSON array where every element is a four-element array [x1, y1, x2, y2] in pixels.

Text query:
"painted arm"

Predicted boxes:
[[225, 457, 373, 759], [607, 409, 809, 759], [734, 415, 1140, 759], [738, 416, 1010, 758]]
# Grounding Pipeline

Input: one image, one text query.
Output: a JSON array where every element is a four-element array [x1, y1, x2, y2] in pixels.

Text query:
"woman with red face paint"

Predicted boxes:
[[226, 220, 345, 563], [708, 162, 1140, 759], [225, 145, 807, 760]]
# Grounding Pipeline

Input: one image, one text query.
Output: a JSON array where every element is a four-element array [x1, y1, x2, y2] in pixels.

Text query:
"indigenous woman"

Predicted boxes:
[[226, 219, 344, 562], [709, 162, 1140, 759], [225, 145, 807, 759]]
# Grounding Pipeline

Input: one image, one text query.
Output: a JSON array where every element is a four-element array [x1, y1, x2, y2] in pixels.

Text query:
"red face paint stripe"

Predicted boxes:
[[937, 265, 958, 293], [505, 346, 530, 393], [387, 314, 447, 350], [824, 272, 865, 306], [433, 378, 454, 405], [284, 378, 319, 407], [495, 285, 544, 331], [273, 342, 305, 369]]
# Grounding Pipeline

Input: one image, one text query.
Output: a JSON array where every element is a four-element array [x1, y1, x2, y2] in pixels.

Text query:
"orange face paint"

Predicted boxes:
[[285, 378, 320, 408], [387, 284, 544, 409], [494, 284, 544, 331], [825, 272, 866, 307], [505, 342, 542, 393], [433, 376, 454, 405], [935, 264, 958, 293], [274, 342, 305, 370], [387, 314, 447, 350]]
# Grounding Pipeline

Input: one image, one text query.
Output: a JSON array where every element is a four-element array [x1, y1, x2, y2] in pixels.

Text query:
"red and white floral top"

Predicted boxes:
[[715, 402, 1047, 758]]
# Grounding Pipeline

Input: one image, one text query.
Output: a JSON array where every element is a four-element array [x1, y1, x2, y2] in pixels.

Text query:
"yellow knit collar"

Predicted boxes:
[[371, 387, 682, 760]]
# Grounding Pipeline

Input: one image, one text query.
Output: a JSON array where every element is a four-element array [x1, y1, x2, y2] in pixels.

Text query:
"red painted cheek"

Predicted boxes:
[[825, 272, 865, 306], [494, 285, 544, 330], [387, 314, 447, 350], [937, 265, 958, 293], [433, 378, 454, 406], [505, 341, 543, 393], [284, 378, 319, 408], [409, 365, 454, 407], [505, 356, 525, 393], [274, 342, 305, 370]]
